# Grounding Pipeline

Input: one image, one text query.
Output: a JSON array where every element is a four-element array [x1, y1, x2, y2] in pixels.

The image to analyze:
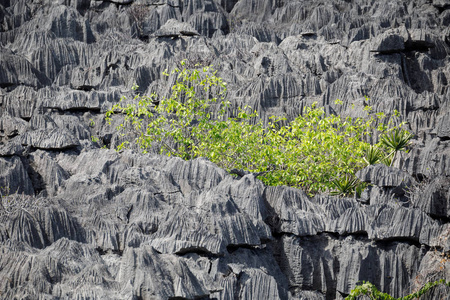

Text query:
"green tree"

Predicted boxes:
[[106, 63, 411, 196], [346, 279, 450, 300], [106, 62, 228, 159]]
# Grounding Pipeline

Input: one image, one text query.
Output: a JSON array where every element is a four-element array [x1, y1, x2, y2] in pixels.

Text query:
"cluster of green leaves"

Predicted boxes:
[[346, 279, 450, 300], [105, 63, 413, 196], [364, 128, 414, 167], [201, 103, 376, 195], [106, 62, 229, 159]]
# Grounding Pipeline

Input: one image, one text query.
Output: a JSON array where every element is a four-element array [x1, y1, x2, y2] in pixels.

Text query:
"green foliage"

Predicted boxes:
[[330, 175, 362, 197], [378, 128, 414, 166], [380, 128, 414, 153], [346, 279, 450, 300], [364, 145, 383, 165], [106, 63, 412, 196], [361, 126, 413, 168], [355, 181, 368, 198], [106, 61, 228, 160], [193, 102, 380, 195]]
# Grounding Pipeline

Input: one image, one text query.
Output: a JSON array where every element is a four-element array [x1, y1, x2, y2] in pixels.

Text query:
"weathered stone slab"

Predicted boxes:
[[19, 128, 80, 150]]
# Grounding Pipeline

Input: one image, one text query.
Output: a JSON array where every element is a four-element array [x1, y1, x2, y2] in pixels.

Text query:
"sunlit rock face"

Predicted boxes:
[[0, 0, 450, 299]]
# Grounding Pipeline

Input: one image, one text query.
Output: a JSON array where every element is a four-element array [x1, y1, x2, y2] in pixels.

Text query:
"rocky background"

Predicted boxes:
[[1, 0, 450, 299]]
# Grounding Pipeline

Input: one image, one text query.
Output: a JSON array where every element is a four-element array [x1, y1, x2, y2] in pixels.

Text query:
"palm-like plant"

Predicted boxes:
[[364, 145, 383, 165], [380, 128, 414, 152], [379, 128, 414, 166], [330, 174, 359, 197], [379, 152, 394, 166]]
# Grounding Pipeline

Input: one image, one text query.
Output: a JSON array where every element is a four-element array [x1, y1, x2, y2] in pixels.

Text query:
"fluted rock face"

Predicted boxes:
[[1, 0, 450, 299]]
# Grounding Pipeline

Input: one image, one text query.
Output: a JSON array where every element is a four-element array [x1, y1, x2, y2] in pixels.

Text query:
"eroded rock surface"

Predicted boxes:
[[1, 0, 450, 299]]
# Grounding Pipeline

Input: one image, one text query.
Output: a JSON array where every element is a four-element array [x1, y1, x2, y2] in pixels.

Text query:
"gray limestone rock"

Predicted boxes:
[[0, 114, 28, 140], [1, 0, 450, 299], [0, 156, 34, 195], [433, 0, 450, 7], [277, 234, 426, 299], [28, 150, 70, 196], [45, 5, 95, 43], [366, 205, 437, 242], [403, 138, 450, 178], [18, 128, 80, 150], [0, 49, 50, 89], [414, 250, 450, 300], [154, 18, 200, 38], [0, 142, 24, 156], [356, 164, 416, 196], [437, 112, 450, 139], [370, 28, 407, 53], [411, 176, 450, 218], [2, 86, 40, 119], [264, 186, 325, 236]]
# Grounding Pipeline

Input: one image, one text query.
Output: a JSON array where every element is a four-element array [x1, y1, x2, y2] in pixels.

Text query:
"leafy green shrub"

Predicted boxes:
[[364, 145, 383, 165], [379, 128, 414, 166], [346, 279, 450, 300], [361, 128, 413, 168], [106, 62, 229, 159], [209, 103, 377, 194], [330, 175, 367, 197], [105, 63, 412, 196]]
